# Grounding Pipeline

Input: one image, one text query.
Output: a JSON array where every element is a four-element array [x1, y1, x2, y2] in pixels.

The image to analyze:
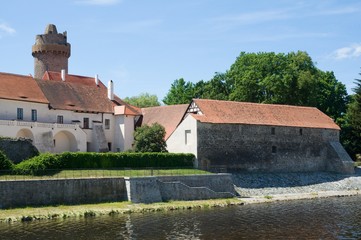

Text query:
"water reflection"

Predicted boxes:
[[1, 196, 361, 239]]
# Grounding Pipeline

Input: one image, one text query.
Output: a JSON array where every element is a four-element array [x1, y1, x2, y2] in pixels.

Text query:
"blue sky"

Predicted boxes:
[[1, 0, 361, 103]]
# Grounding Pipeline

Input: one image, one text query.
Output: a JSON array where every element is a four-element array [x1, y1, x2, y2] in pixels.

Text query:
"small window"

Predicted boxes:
[[105, 119, 110, 129], [272, 146, 277, 154], [83, 118, 89, 129], [271, 127, 275, 135], [108, 142, 112, 151], [185, 130, 191, 145], [299, 128, 303, 136], [31, 109, 37, 121], [57, 115, 64, 124], [17, 108, 23, 120]]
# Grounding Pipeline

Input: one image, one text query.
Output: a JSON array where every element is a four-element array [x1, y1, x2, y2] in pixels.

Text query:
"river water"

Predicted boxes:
[[1, 196, 361, 239]]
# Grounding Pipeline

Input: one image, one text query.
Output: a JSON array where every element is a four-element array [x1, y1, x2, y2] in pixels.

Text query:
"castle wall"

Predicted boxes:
[[196, 122, 341, 173]]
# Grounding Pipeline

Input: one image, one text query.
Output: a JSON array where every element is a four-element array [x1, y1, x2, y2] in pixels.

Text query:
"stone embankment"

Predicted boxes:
[[232, 167, 361, 197]]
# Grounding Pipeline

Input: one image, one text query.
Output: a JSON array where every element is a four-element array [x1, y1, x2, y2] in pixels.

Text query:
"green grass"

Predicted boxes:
[[0, 168, 211, 180]]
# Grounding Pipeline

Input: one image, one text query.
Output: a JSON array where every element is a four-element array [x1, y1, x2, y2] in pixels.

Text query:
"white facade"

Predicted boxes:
[[166, 114, 198, 166], [0, 98, 136, 153]]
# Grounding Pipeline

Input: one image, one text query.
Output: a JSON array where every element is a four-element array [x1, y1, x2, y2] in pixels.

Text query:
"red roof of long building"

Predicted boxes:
[[0, 71, 140, 115], [0, 72, 48, 104], [191, 99, 340, 130]]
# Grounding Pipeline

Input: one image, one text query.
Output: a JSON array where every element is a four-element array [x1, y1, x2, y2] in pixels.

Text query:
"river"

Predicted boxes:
[[1, 196, 361, 239]]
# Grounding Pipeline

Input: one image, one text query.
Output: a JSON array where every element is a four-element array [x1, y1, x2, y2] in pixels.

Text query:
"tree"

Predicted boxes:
[[340, 77, 361, 159], [162, 78, 195, 105], [123, 93, 160, 108], [133, 123, 167, 152]]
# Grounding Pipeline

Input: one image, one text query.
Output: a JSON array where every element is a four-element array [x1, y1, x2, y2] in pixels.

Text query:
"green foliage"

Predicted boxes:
[[123, 93, 161, 108], [163, 78, 195, 105], [0, 150, 13, 170], [340, 77, 361, 159], [13, 152, 195, 175], [133, 123, 168, 152]]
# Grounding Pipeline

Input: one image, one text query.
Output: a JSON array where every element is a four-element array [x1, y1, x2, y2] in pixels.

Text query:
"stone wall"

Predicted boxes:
[[125, 174, 236, 203], [197, 123, 351, 173], [0, 138, 39, 163], [0, 178, 127, 209]]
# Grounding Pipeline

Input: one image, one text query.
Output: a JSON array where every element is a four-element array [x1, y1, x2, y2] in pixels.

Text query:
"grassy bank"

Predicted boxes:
[[0, 198, 243, 223], [0, 168, 210, 180]]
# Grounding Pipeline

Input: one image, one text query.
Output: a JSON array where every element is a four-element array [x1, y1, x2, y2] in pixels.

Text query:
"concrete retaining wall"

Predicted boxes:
[[0, 178, 127, 209], [125, 174, 237, 203]]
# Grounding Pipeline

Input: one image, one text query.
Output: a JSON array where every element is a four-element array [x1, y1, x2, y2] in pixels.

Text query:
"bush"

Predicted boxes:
[[0, 150, 13, 170], [13, 152, 195, 174]]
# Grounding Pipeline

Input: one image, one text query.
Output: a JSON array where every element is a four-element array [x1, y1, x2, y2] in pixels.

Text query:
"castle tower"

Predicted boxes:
[[32, 24, 71, 79]]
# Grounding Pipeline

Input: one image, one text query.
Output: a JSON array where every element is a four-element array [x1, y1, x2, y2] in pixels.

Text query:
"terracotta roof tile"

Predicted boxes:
[[192, 99, 340, 130], [37, 71, 141, 115], [141, 104, 189, 140], [0, 72, 48, 104]]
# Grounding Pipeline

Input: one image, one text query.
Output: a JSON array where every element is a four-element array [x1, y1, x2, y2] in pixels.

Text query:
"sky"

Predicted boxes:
[[1, 0, 361, 103]]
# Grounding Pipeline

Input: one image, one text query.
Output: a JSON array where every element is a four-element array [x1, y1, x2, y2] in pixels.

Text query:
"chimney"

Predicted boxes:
[[61, 69, 66, 81], [108, 80, 114, 100], [95, 74, 99, 86]]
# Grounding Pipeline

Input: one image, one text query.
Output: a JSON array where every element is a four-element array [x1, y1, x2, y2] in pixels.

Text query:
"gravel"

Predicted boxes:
[[232, 167, 361, 197]]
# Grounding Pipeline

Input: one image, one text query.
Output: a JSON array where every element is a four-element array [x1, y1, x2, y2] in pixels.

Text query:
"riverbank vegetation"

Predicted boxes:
[[0, 198, 244, 223]]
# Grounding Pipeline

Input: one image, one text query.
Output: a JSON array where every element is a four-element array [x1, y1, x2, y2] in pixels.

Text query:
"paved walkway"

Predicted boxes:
[[232, 168, 361, 197]]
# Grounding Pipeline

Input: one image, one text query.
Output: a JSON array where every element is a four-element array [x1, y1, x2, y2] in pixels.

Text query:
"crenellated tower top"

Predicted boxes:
[[32, 24, 71, 79]]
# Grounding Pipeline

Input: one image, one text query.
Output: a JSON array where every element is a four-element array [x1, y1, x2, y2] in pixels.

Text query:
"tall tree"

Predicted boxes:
[[340, 77, 361, 159], [123, 93, 160, 108], [163, 78, 195, 105]]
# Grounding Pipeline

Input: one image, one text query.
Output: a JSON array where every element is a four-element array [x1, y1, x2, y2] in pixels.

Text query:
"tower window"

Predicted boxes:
[[31, 109, 37, 121], [17, 108, 23, 120], [299, 128, 303, 136]]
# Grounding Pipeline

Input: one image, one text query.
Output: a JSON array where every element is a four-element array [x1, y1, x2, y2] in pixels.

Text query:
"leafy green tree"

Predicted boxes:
[[123, 93, 160, 108], [340, 77, 361, 159], [162, 78, 195, 105], [133, 123, 167, 152]]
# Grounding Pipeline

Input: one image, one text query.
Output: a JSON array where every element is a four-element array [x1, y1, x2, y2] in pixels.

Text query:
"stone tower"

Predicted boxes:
[[32, 24, 71, 79]]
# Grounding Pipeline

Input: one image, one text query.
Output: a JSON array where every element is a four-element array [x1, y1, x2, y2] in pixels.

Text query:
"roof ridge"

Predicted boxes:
[[0, 72, 32, 78]]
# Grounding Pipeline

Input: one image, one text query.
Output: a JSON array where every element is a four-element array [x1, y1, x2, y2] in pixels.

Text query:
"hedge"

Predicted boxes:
[[13, 152, 195, 175]]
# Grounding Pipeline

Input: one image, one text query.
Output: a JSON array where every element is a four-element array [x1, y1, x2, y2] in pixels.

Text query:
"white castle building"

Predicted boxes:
[[0, 24, 140, 153]]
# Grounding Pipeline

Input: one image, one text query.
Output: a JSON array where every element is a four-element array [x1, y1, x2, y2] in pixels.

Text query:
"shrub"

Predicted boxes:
[[0, 150, 13, 170], [13, 152, 195, 174], [133, 123, 167, 152]]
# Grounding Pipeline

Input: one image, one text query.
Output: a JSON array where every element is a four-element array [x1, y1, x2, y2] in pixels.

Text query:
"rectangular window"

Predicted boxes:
[[105, 119, 110, 129], [17, 108, 23, 120], [57, 115, 64, 124], [108, 142, 112, 151], [271, 127, 276, 135], [299, 128, 303, 136], [185, 130, 191, 145], [83, 118, 89, 129], [272, 146, 277, 154], [31, 109, 37, 121]]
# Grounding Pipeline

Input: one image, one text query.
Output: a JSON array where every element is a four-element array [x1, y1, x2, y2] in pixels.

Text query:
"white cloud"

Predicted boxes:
[[75, 0, 121, 6], [0, 23, 15, 35], [332, 44, 361, 60]]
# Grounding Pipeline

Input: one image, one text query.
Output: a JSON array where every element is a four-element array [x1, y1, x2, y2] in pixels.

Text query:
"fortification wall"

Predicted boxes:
[[197, 123, 349, 173], [0, 138, 39, 163]]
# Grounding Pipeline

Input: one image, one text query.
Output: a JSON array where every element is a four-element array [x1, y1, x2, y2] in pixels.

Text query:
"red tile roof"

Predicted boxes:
[[0, 72, 48, 104], [141, 104, 189, 140], [37, 71, 140, 115], [191, 99, 340, 130]]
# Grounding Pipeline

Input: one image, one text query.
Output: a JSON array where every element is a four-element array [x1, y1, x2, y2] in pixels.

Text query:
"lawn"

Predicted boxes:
[[0, 168, 211, 180]]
